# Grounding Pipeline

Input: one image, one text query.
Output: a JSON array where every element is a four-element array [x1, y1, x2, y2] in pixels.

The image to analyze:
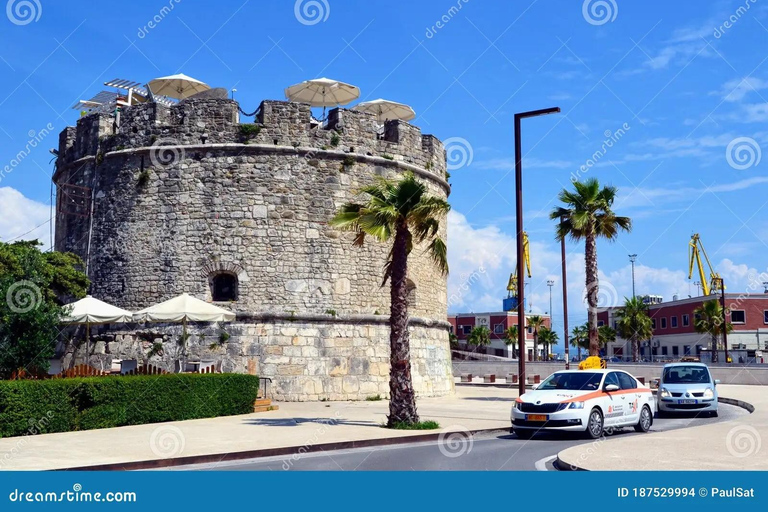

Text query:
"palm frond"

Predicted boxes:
[[427, 236, 448, 275]]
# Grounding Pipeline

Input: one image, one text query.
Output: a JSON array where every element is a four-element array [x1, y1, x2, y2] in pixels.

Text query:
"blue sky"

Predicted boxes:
[[1, 0, 767, 332]]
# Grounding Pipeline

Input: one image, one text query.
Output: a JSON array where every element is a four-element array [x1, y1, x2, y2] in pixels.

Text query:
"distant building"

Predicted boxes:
[[447, 311, 551, 360], [598, 294, 768, 362]]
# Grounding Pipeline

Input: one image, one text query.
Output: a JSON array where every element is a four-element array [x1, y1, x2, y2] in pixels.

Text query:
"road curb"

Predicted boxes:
[[58, 427, 508, 471], [556, 395, 756, 471]]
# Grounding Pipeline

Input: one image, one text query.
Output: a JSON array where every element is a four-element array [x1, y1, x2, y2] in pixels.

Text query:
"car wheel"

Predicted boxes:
[[514, 429, 535, 440], [709, 410, 719, 418], [634, 405, 652, 432], [585, 408, 604, 439]]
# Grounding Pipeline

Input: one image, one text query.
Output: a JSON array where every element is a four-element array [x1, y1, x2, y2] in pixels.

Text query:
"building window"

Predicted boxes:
[[682, 314, 690, 327], [731, 310, 746, 324], [211, 273, 238, 301], [493, 324, 504, 335], [527, 326, 533, 334], [661, 346, 668, 356], [672, 346, 679, 356], [462, 325, 471, 335], [671, 316, 678, 328], [651, 318, 656, 329], [683, 345, 691, 355], [764, 310, 768, 324], [598, 320, 605, 327], [660, 317, 667, 329], [449, 325, 454, 334]]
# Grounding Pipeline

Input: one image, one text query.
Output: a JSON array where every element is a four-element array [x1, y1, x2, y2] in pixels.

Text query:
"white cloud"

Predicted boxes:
[[616, 176, 768, 209], [717, 77, 768, 103], [472, 157, 573, 171], [0, 187, 51, 249]]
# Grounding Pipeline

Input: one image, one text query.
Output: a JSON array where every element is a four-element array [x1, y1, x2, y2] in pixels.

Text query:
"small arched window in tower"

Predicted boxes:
[[211, 273, 238, 302], [405, 279, 417, 309]]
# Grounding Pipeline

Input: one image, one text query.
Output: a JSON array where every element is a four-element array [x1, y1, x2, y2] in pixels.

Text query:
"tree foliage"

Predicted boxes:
[[0, 241, 88, 378]]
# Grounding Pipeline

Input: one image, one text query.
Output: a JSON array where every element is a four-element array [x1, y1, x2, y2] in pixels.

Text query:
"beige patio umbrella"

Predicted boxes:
[[134, 292, 235, 345], [147, 73, 210, 100], [285, 77, 360, 118], [353, 98, 416, 122], [61, 295, 133, 355]]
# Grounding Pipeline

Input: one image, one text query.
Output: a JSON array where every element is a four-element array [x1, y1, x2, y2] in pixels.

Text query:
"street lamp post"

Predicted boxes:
[[629, 254, 637, 298], [560, 220, 570, 370], [515, 107, 560, 396], [718, 277, 729, 364], [547, 279, 554, 361]]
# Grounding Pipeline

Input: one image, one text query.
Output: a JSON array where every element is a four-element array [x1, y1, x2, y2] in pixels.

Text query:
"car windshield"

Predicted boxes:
[[663, 366, 710, 384], [537, 372, 602, 391]]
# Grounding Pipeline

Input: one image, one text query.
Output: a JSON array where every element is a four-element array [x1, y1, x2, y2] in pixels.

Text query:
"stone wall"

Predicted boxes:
[[53, 97, 453, 400]]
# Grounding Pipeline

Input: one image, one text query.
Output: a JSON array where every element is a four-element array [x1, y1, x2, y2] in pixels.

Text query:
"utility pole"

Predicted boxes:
[[514, 106, 560, 397], [629, 254, 637, 298], [560, 219, 570, 370], [694, 281, 702, 296], [718, 277, 729, 364]]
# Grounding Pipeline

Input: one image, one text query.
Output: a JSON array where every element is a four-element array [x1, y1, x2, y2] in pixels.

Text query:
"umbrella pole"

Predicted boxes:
[[86, 322, 90, 363]]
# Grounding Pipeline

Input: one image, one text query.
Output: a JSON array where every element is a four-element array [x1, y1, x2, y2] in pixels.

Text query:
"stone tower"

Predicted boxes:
[[53, 97, 453, 400]]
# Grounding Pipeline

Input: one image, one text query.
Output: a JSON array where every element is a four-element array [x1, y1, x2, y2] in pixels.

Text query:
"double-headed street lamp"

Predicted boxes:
[[515, 107, 560, 396]]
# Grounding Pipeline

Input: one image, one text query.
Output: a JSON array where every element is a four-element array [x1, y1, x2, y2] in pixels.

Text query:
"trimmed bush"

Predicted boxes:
[[0, 373, 259, 438]]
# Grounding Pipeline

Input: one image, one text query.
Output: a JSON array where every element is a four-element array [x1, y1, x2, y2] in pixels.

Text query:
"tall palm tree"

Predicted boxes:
[[331, 172, 449, 427], [467, 325, 491, 348], [550, 179, 632, 356], [570, 324, 588, 360], [615, 296, 653, 362], [528, 315, 545, 361], [538, 326, 559, 361], [694, 300, 733, 364], [504, 325, 518, 358]]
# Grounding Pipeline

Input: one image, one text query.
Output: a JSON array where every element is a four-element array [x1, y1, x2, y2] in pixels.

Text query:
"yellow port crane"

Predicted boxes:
[[507, 231, 531, 298], [688, 233, 723, 296]]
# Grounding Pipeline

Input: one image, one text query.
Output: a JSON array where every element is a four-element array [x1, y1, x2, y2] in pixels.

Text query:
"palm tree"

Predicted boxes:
[[570, 324, 588, 360], [331, 172, 449, 427], [550, 179, 632, 356], [538, 326, 559, 361], [694, 300, 733, 363], [467, 326, 491, 349], [598, 325, 616, 352], [504, 325, 518, 358], [615, 296, 653, 362], [528, 315, 545, 361]]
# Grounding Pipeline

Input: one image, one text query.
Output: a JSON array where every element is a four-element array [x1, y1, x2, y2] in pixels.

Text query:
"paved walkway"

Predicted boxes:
[[558, 384, 765, 470], [0, 386, 514, 470]]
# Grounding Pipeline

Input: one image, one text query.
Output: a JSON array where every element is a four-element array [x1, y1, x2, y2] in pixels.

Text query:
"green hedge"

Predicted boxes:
[[0, 373, 259, 438]]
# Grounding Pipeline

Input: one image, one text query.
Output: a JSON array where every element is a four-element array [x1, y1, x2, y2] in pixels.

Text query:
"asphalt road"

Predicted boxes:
[[181, 403, 747, 471]]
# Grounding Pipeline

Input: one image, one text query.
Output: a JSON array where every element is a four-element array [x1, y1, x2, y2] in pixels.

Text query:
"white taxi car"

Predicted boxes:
[[510, 369, 655, 439]]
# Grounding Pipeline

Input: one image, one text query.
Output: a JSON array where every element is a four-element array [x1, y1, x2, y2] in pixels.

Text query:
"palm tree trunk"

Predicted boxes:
[[711, 334, 719, 363], [585, 230, 600, 356], [533, 332, 538, 361], [387, 222, 419, 426], [632, 339, 639, 363]]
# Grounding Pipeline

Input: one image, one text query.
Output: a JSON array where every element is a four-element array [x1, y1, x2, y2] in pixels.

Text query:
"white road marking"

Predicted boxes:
[[534, 454, 557, 471]]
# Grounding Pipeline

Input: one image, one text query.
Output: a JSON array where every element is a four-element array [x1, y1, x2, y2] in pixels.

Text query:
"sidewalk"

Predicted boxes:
[[558, 384, 766, 470], [0, 386, 515, 471]]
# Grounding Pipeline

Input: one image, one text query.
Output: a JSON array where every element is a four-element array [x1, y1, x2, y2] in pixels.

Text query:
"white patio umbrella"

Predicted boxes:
[[61, 295, 133, 355], [353, 98, 416, 122], [285, 77, 360, 118], [134, 292, 235, 344], [147, 73, 210, 100]]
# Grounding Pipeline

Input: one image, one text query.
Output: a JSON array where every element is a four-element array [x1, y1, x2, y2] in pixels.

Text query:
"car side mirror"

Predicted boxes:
[[604, 384, 620, 392], [714, 379, 721, 385], [531, 383, 539, 390]]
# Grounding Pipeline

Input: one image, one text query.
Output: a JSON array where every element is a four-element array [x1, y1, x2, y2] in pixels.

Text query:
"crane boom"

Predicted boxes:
[[688, 234, 723, 295], [507, 231, 532, 297]]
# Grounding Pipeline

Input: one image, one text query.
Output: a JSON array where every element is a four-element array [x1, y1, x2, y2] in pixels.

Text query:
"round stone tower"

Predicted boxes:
[[53, 96, 453, 400]]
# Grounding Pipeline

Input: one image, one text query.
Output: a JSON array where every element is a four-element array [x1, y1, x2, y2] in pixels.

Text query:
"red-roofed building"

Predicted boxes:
[[598, 294, 768, 363], [447, 311, 551, 360]]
